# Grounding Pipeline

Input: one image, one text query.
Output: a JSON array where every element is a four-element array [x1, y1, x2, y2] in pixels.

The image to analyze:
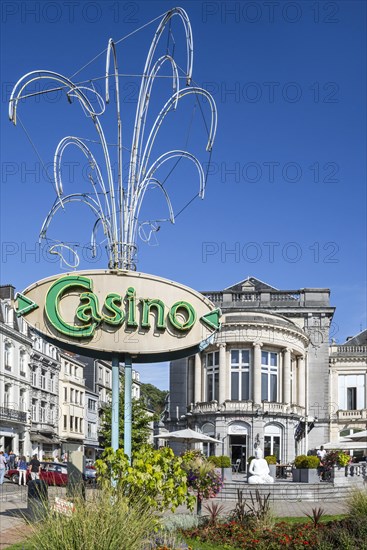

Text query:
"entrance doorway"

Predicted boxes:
[[230, 435, 247, 472], [4, 436, 13, 454]]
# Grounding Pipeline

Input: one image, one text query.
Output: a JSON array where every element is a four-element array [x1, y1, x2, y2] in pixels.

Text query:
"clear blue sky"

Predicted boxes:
[[1, 1, 366, 389]]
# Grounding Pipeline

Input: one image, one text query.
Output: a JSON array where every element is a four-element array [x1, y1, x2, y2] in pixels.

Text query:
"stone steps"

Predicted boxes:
[[218, 482, 353, 501]]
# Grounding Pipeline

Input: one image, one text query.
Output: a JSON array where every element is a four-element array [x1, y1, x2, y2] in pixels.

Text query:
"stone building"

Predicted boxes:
[[29, 333, 61, 459], [58, 351, 86, 457], [84, 388, 99, 462], [329, 330, 367, 457], [167, 277, 335, 468], [0, 285, 33, 457]]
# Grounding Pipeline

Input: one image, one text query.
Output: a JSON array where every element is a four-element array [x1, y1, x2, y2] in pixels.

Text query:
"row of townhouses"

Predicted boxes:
[[0, 285, 142, 462]]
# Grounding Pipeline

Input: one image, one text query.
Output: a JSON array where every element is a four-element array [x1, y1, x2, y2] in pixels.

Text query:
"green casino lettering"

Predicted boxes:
[[45, 275, 197, 338]]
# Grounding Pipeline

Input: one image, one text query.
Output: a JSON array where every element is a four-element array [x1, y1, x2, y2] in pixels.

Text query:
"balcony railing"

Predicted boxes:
[[189, 401, 304, 416], [0, 406, 27, 423], [337, 409, 367, 420]]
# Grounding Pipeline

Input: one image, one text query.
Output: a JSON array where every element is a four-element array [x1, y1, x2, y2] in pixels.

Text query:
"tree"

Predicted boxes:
[[100, 379, 154, 452], [95, 447, 195, 512], [140, 383, 168, 414]]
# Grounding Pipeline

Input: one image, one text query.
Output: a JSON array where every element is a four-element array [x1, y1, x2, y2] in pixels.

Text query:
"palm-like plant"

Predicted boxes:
[[9, 7, 217, 271]]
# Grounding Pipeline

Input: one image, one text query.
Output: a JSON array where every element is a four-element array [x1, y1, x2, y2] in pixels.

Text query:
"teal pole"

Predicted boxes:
[[111, 356, 120, 451], [124, 355, 132, 463]]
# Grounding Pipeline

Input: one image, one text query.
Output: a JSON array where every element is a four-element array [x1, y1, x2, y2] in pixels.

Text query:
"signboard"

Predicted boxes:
[[15, 270, 221, 362]]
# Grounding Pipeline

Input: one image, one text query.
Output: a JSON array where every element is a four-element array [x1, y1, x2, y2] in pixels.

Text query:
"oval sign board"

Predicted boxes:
[[15, 270, 221, 362]]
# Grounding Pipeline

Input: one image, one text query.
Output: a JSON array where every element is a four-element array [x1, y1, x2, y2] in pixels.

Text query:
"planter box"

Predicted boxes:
[[300, 468, 320, 483], [292, 468, 320, 483], [292, 468, 301, 482], [268, 464, 276, 479]]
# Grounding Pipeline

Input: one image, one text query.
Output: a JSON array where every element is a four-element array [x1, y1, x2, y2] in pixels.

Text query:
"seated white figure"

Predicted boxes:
[[248, 449, 274, 484]]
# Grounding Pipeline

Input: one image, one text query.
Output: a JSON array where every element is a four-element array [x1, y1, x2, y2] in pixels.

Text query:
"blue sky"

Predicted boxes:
[[1, 1, 366, 389]]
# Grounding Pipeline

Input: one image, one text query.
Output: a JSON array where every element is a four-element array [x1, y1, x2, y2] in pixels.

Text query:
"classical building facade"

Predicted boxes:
[[329, 330, 367, 456], [29, 333, 61, 459], [0, 285, 33, 456], [167, 277, 335, 467], [58, 351, 86, 456], [84, 389, 99, 462]]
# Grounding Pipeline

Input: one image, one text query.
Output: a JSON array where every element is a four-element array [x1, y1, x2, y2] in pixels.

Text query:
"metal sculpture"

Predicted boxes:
[[9, 7, 217, 272]]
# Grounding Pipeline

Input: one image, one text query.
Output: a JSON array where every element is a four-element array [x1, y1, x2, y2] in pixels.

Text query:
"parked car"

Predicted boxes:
[[84, 464, 97, 483], [5, 462, 68, 486]]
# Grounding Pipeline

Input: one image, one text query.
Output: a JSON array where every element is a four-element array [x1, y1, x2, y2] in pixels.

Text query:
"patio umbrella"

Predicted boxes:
[[346, 430, 367, 441], [323, 439, 367, 450], [154, 428, 221, 445]]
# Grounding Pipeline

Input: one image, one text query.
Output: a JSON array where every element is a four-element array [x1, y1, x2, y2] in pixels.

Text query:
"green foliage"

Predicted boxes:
[[95, 446, 195, 512], [294, 455, 307, 468], [347, 489, 367, 519], [247, 455, 255, 464], [208, 455, 231, 468], [100, 382, 153, 452], [336, 451, 352, 467], [181, 451, 223, 500], [323, 450, 352, 470], [265, 455, 277, 465], [26, 487, 156, 550], [203, 502, 227, 526], [140, 382, 168, 414]]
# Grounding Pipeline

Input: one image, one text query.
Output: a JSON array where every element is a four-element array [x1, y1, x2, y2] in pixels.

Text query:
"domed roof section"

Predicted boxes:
[[223, 309, 304, 334]]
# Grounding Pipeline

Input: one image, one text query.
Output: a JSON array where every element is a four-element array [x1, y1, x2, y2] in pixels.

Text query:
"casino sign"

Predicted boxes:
[[15, 270, 221, 362]]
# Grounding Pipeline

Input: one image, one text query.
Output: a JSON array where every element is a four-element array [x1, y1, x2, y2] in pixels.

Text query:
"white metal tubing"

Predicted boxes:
[[124, 355, 133, 462], [111, 357, 120, 451]]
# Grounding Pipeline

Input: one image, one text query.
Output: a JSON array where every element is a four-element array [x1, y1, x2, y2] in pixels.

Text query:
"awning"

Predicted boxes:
[[31, 434, 57, 444]]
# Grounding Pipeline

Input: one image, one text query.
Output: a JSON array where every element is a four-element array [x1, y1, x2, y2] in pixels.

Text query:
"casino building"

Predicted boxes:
[[166, 277, 336, 467]]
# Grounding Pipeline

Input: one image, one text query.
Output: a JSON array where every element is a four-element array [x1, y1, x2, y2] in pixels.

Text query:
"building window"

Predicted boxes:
[[41, 370, 46, 390], [63, 415, 67, 430], [205, 351, 219, 401], [40, 401, 46, 423], [50, 373, 54, 392], [70, 416, 74, 431], [80, 392, 83, 406], [88, 398, 96, 411], [49, 404, 55, 424], [106, 370, 111, 387], [98, 366, 103, 382], [87, 422, 93, 438], [64, 387, 67, 402], [347, 387, 357, 410], [4, 342, 12, 370], [338, 374, 365, 410], [20, 349, 27, 374], [32, 399, 37, 422], [4, 384, 11, 407], [75, 390, 79, 404], [32, 367, 37, 386], [64, 361, 69, 374], [20, 389, 26, 411], [261, 351, 278, 402], [231, 349, 250, 401], [70, 388, 74, 403], [264, 424, 282, 461]]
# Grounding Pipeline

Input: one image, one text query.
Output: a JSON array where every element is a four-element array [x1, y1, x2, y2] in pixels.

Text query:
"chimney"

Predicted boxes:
[[0, 285, 16, 300]]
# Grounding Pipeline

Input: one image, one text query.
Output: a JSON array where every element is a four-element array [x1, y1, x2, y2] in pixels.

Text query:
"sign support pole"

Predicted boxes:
[[111, 356, 120, 452], [124, 354, 133, 463]]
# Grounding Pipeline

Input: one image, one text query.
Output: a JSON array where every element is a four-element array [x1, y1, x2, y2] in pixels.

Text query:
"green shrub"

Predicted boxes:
[[265, 455, 277, 465], [347, 489, 367, 519], [208, 455, 231, 468], [294, 455, 307, 468], [27, 487, 156, 550], [304, 456, 320, 469]]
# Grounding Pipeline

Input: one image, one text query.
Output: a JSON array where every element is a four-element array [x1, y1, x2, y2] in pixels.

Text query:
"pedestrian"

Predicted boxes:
[[28, 454, 41, 480], [0, 451, 7, 484], [3, 451, 9, 470], [18, 456, 28, 486], [8, 451, 15, 469], [317, 445, 326, 461]]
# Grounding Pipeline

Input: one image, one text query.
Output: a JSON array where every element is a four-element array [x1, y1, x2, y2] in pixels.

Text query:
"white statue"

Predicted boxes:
[[248, 449, 274, 484]]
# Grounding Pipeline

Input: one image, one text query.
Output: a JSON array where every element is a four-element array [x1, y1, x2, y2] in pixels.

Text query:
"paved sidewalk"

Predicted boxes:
[[0, 482, 348, 549]]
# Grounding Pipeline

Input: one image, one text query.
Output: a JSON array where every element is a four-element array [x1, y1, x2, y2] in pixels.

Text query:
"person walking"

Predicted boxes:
[[18, 456, 28, 486], [28, 454, 41, 480], [0, 451, 7, 484], [8, 451, 16, 469]]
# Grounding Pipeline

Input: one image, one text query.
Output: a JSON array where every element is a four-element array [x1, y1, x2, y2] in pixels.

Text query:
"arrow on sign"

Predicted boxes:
[[15, 293, 39, 317], [200, 309, 221, 331]]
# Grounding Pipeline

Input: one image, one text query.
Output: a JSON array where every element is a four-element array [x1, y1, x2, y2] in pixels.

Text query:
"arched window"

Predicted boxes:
[[4, 384, 11, 407], [264, 424, 282, 461], [201, 422, 216, 457], [19, 349, 27, 374]]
